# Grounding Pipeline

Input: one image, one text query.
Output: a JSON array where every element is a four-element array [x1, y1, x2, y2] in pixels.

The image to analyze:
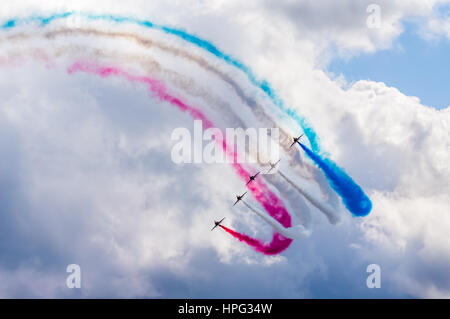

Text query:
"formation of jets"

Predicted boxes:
[[212, 132, 304, 232]]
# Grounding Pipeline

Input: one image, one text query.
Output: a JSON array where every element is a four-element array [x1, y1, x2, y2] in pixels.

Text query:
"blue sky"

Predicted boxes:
[[328, 21, 450, 110]]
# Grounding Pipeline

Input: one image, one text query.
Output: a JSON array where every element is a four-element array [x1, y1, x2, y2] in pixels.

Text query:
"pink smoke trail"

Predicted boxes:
[[219, 225, 267, 253], [67, 61, 293, 255], [219, 225, 292, 255]]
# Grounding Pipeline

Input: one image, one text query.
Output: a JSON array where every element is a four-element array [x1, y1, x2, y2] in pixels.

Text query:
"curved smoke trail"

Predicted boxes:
[[0, 47, 296, 254], [5, 28, 308, 160], [242, 200, 310, 240], [66, 60, 293, 254], [2, 27, 339, 214], [0, 20, 369, 217], [0, 42, 316, 228], [298, 142, 372, 217], [0, 12, 374, 250], [1, 12, 320, 151]]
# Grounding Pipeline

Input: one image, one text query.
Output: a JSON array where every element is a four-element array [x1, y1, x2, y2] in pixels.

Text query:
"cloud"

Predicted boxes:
[[0, 0, 448, 298], [420, 4, 450, 40], [262, 0, 448, 56]]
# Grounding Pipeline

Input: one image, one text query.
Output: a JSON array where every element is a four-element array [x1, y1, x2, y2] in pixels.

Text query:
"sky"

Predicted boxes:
[[328, 20, 450, 110], [0, 0, 449, 298]]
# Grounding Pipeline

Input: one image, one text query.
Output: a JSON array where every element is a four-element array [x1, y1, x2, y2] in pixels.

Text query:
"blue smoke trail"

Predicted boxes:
[[298, 142, 372, 217], [1, 12, 73, 28], [1, 11, 320, 152]]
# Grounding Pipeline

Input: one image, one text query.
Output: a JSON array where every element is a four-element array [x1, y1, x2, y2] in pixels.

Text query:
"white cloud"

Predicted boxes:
[[421, 9, 450, 40], [0, 0, 448, 298], [260, 0, 447, 56]]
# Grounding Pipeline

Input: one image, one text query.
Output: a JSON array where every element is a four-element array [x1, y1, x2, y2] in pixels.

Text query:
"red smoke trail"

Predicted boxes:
[[67, 61, 293, 255], [220, 225, 291, 255], [219, 225, 264, 248]]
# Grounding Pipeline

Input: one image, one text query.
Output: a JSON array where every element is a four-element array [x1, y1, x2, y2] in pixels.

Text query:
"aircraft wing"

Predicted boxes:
[[290, 141, 296, 148], [233, 199, 239, 206], [218, 217, 225, 224], [211, 224, 218, 231]]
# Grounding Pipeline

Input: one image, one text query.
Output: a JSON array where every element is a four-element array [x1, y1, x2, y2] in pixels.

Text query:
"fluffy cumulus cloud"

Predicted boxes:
[[421, 3, 450, 40], [0, 0, 448, 298]]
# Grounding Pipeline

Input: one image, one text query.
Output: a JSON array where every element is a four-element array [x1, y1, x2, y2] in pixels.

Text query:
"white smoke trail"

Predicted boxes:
[[242, 200, 310, 240], [262, 172, 312, 228], [278, 170, 340, 225]]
